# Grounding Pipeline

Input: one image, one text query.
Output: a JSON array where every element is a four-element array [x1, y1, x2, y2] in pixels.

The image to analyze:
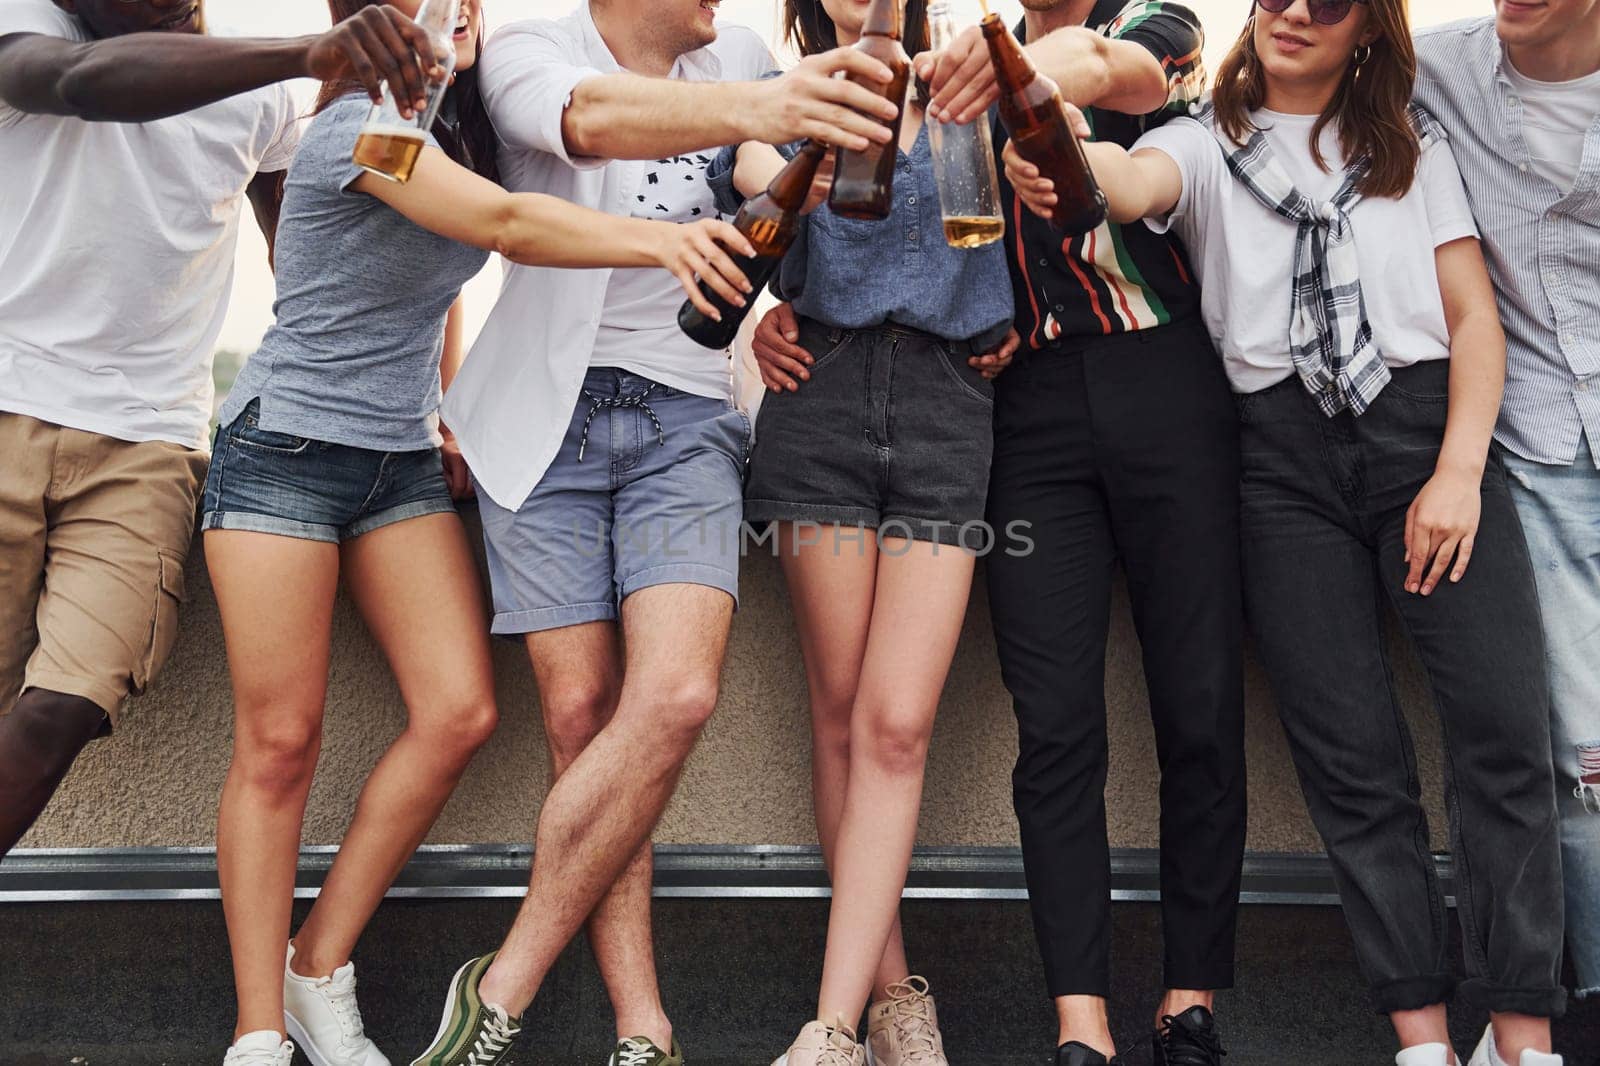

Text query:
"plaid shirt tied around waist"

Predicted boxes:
[[1195, 100, 1447, 417]]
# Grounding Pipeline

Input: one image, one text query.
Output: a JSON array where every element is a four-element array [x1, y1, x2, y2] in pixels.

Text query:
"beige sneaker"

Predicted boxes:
[[775, 1021, 868, 1066], [866, 977, 948, 1066]]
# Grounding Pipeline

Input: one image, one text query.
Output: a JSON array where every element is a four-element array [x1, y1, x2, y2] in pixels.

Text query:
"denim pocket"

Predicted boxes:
[[934, 342, 995, 406], [812, 206, 875, 243]]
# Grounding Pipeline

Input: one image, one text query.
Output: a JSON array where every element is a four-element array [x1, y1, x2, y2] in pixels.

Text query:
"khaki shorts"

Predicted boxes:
[[0, 412, 208, 725]]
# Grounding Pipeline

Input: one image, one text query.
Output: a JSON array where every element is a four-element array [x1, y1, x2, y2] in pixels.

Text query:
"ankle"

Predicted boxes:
[[1155, 989, 1215, 1028], [476, 965, 532, 1019], [616, 1011, 673, 1051], [234, 1024, 287, 1044], [287, 937, 344, 981]]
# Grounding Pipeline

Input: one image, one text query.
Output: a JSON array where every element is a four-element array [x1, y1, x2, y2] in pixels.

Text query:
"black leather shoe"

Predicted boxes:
[[1056, 1041, 1120, 1066], [1152, 1006, 1226, 1066]]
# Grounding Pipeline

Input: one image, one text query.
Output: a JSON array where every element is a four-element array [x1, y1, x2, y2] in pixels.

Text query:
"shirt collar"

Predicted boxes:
[[576, 0, 723, 81]]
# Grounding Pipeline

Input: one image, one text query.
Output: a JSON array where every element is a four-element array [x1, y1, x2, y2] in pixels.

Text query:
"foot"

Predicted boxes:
[[1056, 1043, 1119, 1066], [609, 1036, 683, 1066], [225, 1030, 295, 1066], [285, 942, 391, 1066], [408, 954, 524, 1066], [1152, 1005, 1225, 1066], [1397, 1045, 1453, 1066], [776, 1021, 866, 1066], [1467, 1027, 1561, 1066], [867, 977, 948, 1066]]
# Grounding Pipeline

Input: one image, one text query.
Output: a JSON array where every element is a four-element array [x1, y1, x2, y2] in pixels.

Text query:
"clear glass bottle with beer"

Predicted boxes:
[[679, 140, 831, 350], [352, 0, 460, 184], [980, 9, 1108, 235], [828, 0, 912, 221], [926, 1, 1003, 248]]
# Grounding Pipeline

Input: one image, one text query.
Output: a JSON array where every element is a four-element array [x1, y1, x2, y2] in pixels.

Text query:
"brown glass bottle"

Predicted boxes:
[[679, 140, 830, 350], [827, 0, 911, 221], [981, 13, 1107, 235]]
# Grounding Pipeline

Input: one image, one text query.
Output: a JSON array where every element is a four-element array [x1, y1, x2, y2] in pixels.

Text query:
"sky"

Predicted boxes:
[[209, 0, 1492, 355]]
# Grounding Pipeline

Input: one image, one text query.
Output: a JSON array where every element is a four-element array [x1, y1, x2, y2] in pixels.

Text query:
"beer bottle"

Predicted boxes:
[[981, 12, 1108, 235], [678, 140, 831, 350], [352, 0, 459, 184], [828, 0, 912, 221], [927, 1, 1004, 248]]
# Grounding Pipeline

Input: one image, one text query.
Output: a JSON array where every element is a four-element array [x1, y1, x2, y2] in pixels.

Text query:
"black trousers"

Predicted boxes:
[[1239, 363, 1566, 1017], [985, 320, 1247, 997]]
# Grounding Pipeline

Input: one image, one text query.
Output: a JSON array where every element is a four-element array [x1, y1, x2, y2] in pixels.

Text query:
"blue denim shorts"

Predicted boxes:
[[201, 399, 455, 543], [476, 368, 750, 635]]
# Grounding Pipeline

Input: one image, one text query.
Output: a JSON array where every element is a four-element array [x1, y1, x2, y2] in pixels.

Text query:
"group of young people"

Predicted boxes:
[[0, 0, 1594, 1065]]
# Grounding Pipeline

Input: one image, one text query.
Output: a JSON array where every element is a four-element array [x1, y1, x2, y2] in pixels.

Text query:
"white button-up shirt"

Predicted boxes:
[[441, 3, 773, 510], [1416, 17, 1600, 469]]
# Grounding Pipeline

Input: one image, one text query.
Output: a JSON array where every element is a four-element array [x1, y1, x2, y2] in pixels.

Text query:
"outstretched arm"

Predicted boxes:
[[355, 148, 759, 321], [998, 103, 1183, 224], [0, 7, 441, 123]]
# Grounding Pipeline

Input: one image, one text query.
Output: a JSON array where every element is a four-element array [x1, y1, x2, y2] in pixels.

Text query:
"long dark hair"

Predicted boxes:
[[1212, 1, 1418, 199], [315, 0, 499, 183], [783, 0, 930, 58]]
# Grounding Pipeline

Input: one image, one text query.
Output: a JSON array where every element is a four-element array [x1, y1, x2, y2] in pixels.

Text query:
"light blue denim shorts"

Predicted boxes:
[[477, 368, 751, 635]]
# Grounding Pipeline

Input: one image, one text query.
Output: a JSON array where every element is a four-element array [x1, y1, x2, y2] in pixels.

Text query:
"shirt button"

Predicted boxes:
[[1039, 258, 1049, 267], [1562, 333, 1576, 346], [1519, 162, 1530, 173], [908, 196, 917, 205]]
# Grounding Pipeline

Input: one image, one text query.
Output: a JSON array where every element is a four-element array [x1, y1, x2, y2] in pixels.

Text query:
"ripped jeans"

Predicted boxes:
[[1504, 440, 1600, 998]]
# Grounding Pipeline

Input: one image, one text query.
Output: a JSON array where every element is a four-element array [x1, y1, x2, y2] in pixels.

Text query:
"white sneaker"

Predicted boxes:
[[224, 1030, 294, 1066], [1396, 1044, 1452, 1066], [285, 941, 392, 1066], [1466, 1025, 1562, 1066]]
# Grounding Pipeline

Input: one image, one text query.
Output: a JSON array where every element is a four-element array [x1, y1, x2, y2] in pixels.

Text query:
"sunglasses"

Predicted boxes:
[[1256, 0, 1369, 26]]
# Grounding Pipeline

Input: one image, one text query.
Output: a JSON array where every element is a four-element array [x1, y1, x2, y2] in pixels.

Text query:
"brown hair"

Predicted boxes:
[[1211, 1, 1419, 199], [783, 0, 930, 59], [314, 0, 499, 183]]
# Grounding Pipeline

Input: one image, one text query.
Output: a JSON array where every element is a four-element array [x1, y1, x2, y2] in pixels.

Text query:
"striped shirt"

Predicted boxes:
[[1415, 18, 1600, 469], [995, 0, 1206, 348]]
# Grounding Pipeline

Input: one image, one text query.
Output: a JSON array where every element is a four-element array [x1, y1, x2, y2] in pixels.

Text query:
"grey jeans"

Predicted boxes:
[[1237, 361, 1567, 1017]]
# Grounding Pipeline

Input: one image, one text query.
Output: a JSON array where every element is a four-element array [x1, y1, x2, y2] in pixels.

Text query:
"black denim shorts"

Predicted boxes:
[[744, 317, 996, 549]]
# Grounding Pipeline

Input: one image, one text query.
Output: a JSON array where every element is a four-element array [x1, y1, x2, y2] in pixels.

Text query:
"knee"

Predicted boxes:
[[415, 694, 499, 761], [541, 681, 618, 765], [855, 703, 934, 777], [810, 686, 856, 765], [233, 711, 322, 794], [652, 675, 720, 745]]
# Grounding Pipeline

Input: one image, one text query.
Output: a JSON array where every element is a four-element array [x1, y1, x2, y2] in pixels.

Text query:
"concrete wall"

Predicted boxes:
[[22, 512, 1449, 852]]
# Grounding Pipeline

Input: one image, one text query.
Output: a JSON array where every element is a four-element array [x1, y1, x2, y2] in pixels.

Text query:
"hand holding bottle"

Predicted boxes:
[[914, 24, 998, 125], [654, 220, 758, 322], [1000, 103, 1093, 220]]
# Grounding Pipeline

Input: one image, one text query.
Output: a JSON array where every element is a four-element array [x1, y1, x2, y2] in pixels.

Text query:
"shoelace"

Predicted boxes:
[[466, 1007, 520, 1066], [884, 978, 941, 1064], [616, 1038, 658, 1066], [576, 385, 665, 462], [816, 1024, 861, 1066], [311, 970, 365, 1045], [1158, 1015, 1226, 1066]]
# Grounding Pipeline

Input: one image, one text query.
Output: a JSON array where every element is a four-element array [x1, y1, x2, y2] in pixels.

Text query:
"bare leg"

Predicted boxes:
[[207, 529, 340, 1041], [1490, 1013, 1553, 1061], [526, 622, 671, 1048], [0, 688, 106, 854], [1153, 989, 1216, 1030], [1056, 996, 1115, 1056], [1392, 1005, 1454, 1062], [778, 524, 912, 1002], [291, 514, 499, 977], [476, 584, 734, 1016], [815, 539, 974, 1026]]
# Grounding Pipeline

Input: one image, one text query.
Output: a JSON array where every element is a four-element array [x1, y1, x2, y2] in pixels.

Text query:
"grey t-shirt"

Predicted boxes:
[[220, 94, 490, 451]]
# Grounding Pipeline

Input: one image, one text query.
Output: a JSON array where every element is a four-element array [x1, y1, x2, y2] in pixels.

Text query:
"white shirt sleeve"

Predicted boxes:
[[714, 24, 778, 80], [258, 83, 302, 174], [0, 0, 78, 38], [1417, 138, 1479, 247], [478, 20, 609, 169], [1130, 116, 1218, 242]]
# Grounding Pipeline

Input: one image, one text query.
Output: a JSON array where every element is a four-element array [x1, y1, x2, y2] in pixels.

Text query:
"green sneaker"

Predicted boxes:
[[408, 954, 523, 1066], [607, 1036, 683, 1066]]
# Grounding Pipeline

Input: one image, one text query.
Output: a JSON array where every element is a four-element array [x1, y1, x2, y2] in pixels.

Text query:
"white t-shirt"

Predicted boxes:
[[588, 146, 728, 397], [1502, 56, 1600, 196], [0, 0, 300, 449], [1136, 109, 1479, 395]]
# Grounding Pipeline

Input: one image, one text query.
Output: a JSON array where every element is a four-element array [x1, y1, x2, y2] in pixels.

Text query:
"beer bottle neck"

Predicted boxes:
[[766, 140, 828, 212], [981, 13, 1037, 94], [861, 0, 904, 40], [414, 0, 461, 37]]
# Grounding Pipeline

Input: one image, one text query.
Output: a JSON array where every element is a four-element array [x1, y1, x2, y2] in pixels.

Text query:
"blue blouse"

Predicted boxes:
[[707, 122, 1014, 349]]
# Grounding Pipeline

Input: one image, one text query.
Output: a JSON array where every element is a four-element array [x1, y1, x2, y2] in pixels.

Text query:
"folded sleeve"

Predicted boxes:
[[478, 19, 610, 170], [1103, 1, 1206, 114]]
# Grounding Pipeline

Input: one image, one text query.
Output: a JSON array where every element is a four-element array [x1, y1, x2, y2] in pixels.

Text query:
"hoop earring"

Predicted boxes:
[[1353, 44, 1373, 67]]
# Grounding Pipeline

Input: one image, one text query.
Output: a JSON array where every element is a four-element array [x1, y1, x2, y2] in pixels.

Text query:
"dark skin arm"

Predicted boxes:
[[0, 6, 442, 123], [246, 170, 286, 271]]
